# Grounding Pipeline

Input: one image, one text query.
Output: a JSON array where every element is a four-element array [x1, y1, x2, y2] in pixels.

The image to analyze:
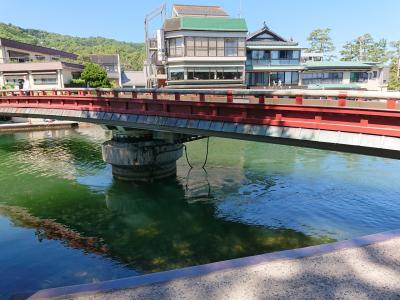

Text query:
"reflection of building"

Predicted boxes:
[[89, 54, 122, 87], [0, 38, 83, 89], [148, 4, 248, 88], [245, 25, 304, 88]]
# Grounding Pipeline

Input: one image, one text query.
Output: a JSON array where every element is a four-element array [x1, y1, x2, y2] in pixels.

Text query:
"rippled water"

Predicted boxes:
[[1, 126, 400, 298]]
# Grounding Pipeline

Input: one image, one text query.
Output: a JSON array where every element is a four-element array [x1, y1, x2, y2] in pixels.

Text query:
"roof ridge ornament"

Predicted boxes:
[[263, 21, 269, 30]]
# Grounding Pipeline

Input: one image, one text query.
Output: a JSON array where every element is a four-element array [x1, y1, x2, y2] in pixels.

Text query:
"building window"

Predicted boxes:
[[302, 72, 343, 84], [168, 37, 184, 57], [350, 72, 369, 83], [103, 64, 118, 73], [246, 72, 269, 86], [184, 37, 245, 57], [217, 38, 225, 56], [168, 68, 184, 80], [195, 38, 208, 56], [209, 38, 217, 56], [269, 72, 299, 85], [186, 67, 243, 81], [33, 75, 58, 85]]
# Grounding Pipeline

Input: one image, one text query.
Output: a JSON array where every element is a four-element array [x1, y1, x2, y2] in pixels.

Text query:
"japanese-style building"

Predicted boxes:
[[245, 24, 304, 88]]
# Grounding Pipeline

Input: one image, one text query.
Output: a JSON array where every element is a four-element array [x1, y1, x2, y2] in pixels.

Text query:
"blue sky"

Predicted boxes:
[[0, 0, 399, 50]]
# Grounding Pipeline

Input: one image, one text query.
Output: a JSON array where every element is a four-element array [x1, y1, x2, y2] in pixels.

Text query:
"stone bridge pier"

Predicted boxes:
[[102, 129, 184, 182]]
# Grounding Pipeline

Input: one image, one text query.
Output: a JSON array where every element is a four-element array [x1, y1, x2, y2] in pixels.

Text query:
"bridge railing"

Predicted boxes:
[[1, 88, 400, 110], [3, 88, 400, 138]]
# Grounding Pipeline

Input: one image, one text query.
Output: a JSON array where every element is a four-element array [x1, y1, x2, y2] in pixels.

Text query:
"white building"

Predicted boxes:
[[0, 38, 83, 90], [149, 4, 248, 88]]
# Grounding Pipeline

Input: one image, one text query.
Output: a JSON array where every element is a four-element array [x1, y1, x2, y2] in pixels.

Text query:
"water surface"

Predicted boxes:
[[1, 126, 400, 298]]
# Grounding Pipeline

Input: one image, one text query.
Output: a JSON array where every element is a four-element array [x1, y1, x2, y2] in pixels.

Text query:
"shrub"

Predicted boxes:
[[80, 63, 112, 88]]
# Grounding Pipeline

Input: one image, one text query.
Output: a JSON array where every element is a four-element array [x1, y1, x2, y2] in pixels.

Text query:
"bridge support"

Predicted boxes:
[[102, 131, 183, 182]]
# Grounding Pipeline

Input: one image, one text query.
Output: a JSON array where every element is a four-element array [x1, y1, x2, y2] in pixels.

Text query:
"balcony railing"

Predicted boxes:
[[247, 59, 301, 66], [0, 56, 61, 64]]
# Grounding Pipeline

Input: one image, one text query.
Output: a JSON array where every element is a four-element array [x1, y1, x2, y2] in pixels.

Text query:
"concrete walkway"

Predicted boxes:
[[30, 230, 400, 300]]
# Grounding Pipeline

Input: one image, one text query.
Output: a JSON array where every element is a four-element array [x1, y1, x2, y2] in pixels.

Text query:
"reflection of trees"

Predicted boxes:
[[0, 205, 108, 255]]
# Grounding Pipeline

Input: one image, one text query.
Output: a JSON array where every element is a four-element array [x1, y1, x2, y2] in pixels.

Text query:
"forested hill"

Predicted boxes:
[[0, 23, 145, 71]]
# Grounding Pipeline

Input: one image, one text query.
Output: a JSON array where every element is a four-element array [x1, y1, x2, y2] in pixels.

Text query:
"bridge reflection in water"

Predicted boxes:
[[1, 127, 400, 298]]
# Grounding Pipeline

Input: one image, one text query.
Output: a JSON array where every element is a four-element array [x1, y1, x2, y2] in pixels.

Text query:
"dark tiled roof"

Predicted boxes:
[[247, 40, 299, 47], [247, 26, 289, 43], [173, 4, 228, 17], [89, 54, 119, 64], [0, 37, 77, 59]]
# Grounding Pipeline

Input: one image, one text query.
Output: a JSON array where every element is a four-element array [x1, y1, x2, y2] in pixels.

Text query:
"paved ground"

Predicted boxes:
[[63, 236, 400, 300]]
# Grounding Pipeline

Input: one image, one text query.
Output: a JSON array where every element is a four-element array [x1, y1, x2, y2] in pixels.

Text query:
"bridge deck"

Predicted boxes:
[[1, 88, 400, 157]]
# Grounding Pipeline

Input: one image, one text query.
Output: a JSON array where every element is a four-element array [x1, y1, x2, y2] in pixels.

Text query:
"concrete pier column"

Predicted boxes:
[[102, 136, 183, 182]]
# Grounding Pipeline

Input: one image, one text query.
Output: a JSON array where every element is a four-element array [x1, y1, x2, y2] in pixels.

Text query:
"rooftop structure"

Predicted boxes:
[[172, 4, 228, 17]]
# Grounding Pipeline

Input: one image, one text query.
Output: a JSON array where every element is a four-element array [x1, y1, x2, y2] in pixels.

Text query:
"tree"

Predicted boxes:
[[306, 28, 336, 60], [388, 58, 400, 91], [390, 41, 400, 78], [340, 34, 389, 63], [80, 63, 112, 88]]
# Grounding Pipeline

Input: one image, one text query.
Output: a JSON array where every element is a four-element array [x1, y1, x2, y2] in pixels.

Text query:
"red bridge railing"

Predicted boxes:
[[1, 88, 400, 138]]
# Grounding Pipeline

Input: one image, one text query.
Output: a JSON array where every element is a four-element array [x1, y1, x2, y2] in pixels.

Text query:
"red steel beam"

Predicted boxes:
[[1, 92, 400, 138]]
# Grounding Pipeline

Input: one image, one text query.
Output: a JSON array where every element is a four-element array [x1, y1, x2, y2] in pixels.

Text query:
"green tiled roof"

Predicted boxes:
[[180, 16, 247, 31], [304, 61, 375, 69]]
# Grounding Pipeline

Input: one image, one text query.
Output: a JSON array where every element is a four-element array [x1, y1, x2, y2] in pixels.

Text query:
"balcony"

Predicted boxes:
[[246, 59, 301, 66], [0, 56, 61, 64]]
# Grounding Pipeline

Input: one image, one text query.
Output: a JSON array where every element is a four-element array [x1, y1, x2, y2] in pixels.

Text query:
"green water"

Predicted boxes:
[[1, 126, 400, 298]]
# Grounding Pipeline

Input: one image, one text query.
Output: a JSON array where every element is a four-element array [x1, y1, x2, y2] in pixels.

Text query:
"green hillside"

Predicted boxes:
[[0, 23, 145, 71]]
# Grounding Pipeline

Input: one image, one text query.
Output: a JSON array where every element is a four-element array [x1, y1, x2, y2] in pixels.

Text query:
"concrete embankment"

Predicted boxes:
[[30, 229, 400, 299], [0, 121, 78, 133]]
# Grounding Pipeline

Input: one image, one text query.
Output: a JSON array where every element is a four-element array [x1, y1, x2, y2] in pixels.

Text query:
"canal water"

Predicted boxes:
[[1, 126, 400, 298]]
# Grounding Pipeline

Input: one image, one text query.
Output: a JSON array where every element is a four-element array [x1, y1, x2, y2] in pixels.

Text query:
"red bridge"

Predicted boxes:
[[1, 88, 400, 180]]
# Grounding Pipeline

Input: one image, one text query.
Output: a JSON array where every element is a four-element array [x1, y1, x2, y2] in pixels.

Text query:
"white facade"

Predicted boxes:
[[0, 38, 82, 90]]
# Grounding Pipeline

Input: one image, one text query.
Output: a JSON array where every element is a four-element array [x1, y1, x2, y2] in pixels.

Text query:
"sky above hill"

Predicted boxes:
[[1, 0, 399, 50]]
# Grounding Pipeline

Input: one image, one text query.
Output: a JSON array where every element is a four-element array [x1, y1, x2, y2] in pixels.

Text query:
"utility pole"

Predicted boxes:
[[358, 36, 364, 61], [144, 3, 167, 88]]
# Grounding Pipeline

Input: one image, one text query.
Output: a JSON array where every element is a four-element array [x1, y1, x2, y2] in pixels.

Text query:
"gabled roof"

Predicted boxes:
[[172, 4, 228, 17], [246, 25, 298, 47], [0, 37, 77, 60], [164, 16, 247, 32]]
